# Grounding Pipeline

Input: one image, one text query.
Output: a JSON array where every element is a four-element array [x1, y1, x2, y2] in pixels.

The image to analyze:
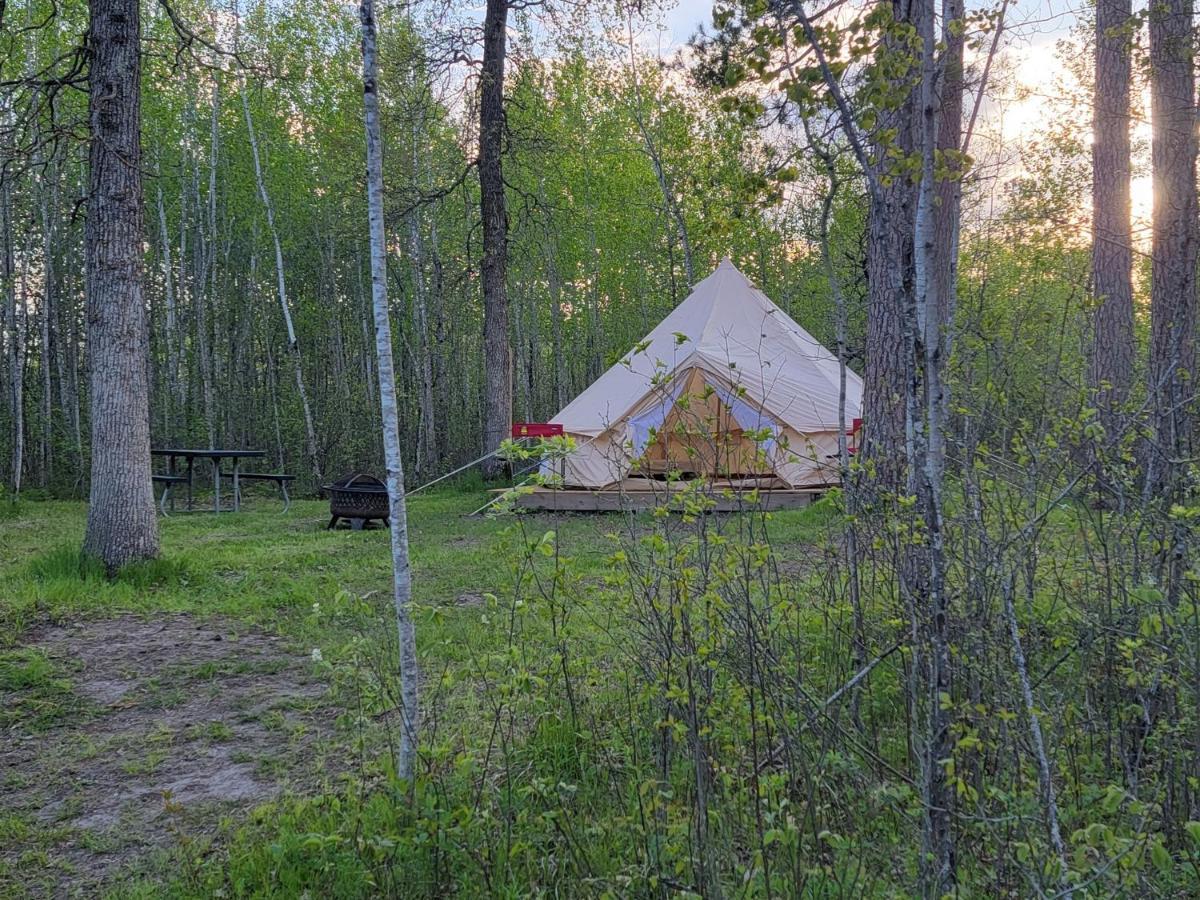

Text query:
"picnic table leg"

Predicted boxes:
[[168, 455, 177, 512], [186, 457, 194, 510], [233, 458, 241, 512], [214, 456, 221, 513]]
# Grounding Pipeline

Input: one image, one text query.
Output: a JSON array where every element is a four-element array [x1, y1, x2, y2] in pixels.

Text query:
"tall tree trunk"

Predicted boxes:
[[584, 198, 604, 383], [1, 178, 23, 496], [265, 339, 286, 470], [83, 0, 160, 569], [54, 235, 73, 466], [526, 276, 539, 416], [360, 0, 419, 780], [1091, 0, 1134, 457], [155, 168, 182, 436], [201, 74, 221, 446], [240, 84, 322, 485], [356, 251, 380, 432], [178, 90, 193, 434], [934, 0, 964, 354], [806, 119, 867, 727], [862, 0, 917, 491], [1146, 0, 1198, 495], [409, 110, 437, 476], [514, 281, 531, 420], [912, 0, 953, 888], [60, 232, 83, 479], [194, 153, 215, 446], [547, 240, 568, 411], [479, 0, 511, 478], [429, 223, 450, 459], [625, 10, 695, 287], [39, 165, 58, 488]]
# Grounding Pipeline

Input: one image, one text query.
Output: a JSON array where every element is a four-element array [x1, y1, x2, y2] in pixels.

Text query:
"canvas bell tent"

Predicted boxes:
[[540, 258, 863, 492]]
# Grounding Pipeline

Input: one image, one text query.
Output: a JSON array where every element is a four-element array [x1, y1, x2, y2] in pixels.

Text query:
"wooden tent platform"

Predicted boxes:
[[503, 485, 825, 512]]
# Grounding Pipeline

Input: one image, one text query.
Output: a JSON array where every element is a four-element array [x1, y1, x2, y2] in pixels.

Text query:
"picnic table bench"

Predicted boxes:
[[152, 448, 291, 514], [151, 474, 189, 516], [217, 470, 295, 512]]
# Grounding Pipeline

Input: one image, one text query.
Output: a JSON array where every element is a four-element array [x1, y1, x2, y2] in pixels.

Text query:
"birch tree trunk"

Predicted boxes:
[[429, 225, 450, 459], [178, 90, 193, 429], [1003, 576, 1073, 896], [360, 0, 419, 780], [912, 0, 953, 888], [625, 10, 694, 287], [241, 84, 322, 485], [479, 0, 511, 478], [1, 178, 23, 496], [199, 74, 221, 446], [805, 121, 866, 727], [60, 233, 83, 476], [155, 171, 181, 431], [82, 0, 160, 570], [1090, 0, 1134, 435], [933, 0, 964, 352], [409, 109, 437, 476], [38, 165, 57, 487], [356, 252, 380, 432], [547, 241, 568, 411], [14, 252, 39, 488], [194, 144, 215, 446]]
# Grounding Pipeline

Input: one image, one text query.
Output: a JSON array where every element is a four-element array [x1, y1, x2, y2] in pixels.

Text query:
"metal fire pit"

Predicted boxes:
[[323, 473, 390, 530]]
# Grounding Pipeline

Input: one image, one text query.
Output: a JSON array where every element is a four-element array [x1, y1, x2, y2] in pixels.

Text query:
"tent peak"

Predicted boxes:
[[709, 257, 755, 292]]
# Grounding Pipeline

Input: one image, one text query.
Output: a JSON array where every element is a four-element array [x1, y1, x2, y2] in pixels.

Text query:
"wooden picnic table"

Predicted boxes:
[[152, 448, 266, 513]]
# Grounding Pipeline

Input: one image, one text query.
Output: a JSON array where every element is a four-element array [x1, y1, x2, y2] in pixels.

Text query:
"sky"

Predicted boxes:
[[651, 1, 1152, 231], [661, 0, 1078, 50], [665, 0, 714, 45]]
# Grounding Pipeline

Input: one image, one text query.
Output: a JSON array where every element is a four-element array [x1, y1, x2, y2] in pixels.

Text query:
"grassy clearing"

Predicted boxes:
[[8, 488, 1195, 896], [0, 487, 835, 682], [3, 486, 831, 629], [0, 487, 838, 896]]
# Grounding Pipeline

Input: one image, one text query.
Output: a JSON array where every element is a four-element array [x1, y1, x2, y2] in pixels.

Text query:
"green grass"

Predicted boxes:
[[0, 647, 60, 692], [0, 488, 842, 897], [0, 489, 835, 655], [15, 488, 1176, 897], [0, 647, 82, 730]]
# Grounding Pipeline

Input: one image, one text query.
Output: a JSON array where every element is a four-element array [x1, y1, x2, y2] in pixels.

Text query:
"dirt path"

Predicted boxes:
[[0, 614, 336, 896]]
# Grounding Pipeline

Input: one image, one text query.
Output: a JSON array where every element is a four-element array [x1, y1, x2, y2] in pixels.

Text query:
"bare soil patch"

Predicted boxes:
[[0, 613, 337, 896]]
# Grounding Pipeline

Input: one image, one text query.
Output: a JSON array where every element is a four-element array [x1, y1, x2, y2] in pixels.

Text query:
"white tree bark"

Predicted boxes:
[[911, 0, 954, 888], [1002, 576, 1072, 896], [1, 178, 24, 496], [197, 74, 221, 446], [408, 103, 437, 476], [38, 165, 57, 487], [804, 119, 866, 726], [624, 9, 694, 287], [240, 83, 321, 484], [155, 166, 181, 429], [360, 0, 419, 780], [193, 110, 215, 446]]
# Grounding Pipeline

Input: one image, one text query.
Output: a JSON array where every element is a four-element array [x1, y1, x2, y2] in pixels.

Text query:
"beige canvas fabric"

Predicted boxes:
[[544, 258, 863, 488]]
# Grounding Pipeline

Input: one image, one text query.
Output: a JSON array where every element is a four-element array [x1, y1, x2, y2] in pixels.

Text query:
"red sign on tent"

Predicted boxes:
[[511, 423, 564, 439]]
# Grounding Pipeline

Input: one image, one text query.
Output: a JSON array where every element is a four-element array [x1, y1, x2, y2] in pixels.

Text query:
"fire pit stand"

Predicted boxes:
[[323, 473, 390, 530]]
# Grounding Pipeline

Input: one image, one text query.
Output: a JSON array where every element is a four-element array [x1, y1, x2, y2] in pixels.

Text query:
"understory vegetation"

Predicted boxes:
[[4, 476, 1200, 897]]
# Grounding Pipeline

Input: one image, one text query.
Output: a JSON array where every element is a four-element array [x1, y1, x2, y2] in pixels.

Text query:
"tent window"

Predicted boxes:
[[629, 379, 688, 458]]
